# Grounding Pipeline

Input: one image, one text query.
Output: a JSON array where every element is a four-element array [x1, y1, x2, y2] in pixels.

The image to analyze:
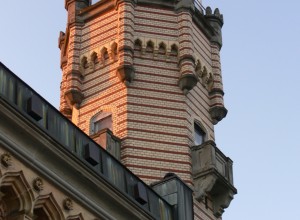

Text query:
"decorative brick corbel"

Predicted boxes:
[[178, 54, 197, 94], [116, 65, 135, 86], [209, 88, 227, 124], [178, 74, 198, 94]]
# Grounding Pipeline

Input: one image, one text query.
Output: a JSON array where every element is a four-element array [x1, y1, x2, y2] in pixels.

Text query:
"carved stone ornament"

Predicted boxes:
[[33, 177, 44, 192], [195, 60, 214, 90], [116, 64, 135, 86], [63, 198, 73, 211], [0, 153, 12, 167]]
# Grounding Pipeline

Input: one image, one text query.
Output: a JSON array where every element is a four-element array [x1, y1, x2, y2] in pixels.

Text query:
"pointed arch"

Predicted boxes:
[[146, 40, 154, 53], [81, 56, 88, 69], [158, 42, 166, 55], [67, 213, 85, 220], [195, 59, 202, 77], [0, 171, 35, 218], [33, 193, 64, 220], [101, 47, 109, 61], [90, 51, 98, 64], [170, 44, 178, 56], [134, 39, 142, 51], [111, 42, 118, 60], [202, 66, 208, 78], [206, 72, 214, 90]]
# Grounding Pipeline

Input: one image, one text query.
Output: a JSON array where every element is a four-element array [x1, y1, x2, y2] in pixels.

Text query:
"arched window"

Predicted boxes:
[[91, 111, 112, 134], [194, 122, 206, 145], [0, 171, 34, 220], [33, 194, 64, 220]]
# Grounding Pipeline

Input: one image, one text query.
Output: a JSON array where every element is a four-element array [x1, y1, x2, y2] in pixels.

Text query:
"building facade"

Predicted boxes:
[[0, 0, 236, 219]]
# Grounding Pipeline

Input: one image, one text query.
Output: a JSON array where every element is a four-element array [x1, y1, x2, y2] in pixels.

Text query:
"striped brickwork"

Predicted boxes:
[[60, 2, 226, 219], [210, 43, 225, 109], [194, 198, 221, 220]]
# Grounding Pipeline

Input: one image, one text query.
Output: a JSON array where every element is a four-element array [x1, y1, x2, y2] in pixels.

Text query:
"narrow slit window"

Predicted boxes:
[[194, 123, 205, 145]]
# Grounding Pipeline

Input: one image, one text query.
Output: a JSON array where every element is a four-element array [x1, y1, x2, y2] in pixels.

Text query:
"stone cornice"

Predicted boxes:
[[0, 99, 154, 220]]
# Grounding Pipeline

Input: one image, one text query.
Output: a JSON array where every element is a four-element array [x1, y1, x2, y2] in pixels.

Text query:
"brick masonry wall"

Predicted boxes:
[[60, 3, 220, 220]]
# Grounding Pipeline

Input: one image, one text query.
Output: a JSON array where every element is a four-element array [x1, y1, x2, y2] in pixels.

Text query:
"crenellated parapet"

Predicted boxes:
[[79, 41, 119, 74], [133, 37, 179, 59], [205, 7, 224, 48]]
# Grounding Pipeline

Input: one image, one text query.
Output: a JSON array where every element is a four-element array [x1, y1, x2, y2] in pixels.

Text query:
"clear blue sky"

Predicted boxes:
[[1, 1, 300, 219]]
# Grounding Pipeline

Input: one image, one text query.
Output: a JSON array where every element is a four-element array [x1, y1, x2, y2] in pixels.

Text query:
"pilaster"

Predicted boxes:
[[115, 0, 136, 85], [205, 7, 227, 124], [177, 8, 197, 94]]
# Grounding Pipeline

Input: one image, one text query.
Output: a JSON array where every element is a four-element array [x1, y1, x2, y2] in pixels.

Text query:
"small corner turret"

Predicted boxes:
[[205, 7, 224, 49], [65, 0, 91, 26], [203, 6, 228, 124]]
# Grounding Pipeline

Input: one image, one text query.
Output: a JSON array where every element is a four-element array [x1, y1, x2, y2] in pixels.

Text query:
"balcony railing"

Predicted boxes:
[[0, 62, 173, 220]]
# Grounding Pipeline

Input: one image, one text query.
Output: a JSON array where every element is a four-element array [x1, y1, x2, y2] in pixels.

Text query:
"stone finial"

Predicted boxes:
[[214, 8, 220, 17], [1, 153, 12, 167], [206, 7, 212, 15]]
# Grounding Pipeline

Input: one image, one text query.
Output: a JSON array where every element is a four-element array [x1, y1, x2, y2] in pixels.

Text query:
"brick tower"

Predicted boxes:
[[59, 0, 237, 218]]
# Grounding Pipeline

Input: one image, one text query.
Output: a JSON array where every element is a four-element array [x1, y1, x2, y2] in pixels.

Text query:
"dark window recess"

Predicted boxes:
[[93, 112, 112, 134], [27, 95, 43, 121], [194, 123, 205, 145], [134, 182, 148, 205], [84, 143, 99, 166]]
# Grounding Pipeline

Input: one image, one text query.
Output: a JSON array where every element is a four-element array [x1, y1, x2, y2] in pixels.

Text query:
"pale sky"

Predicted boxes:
[[1, 1, 300, 219]]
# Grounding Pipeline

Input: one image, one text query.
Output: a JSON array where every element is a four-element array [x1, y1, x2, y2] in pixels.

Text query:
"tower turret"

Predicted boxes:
[[205, 7, 227, 124], [59, 0, 91, 119], [59, 0, 237, 218]]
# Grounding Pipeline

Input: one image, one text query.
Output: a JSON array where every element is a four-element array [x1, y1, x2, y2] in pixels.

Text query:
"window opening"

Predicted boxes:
[[194, 122, 205, 145], [92, 112, 112, 134]]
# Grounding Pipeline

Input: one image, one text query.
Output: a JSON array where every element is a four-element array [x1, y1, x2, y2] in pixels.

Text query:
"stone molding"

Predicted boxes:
[[0, 99, 154, 220]]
